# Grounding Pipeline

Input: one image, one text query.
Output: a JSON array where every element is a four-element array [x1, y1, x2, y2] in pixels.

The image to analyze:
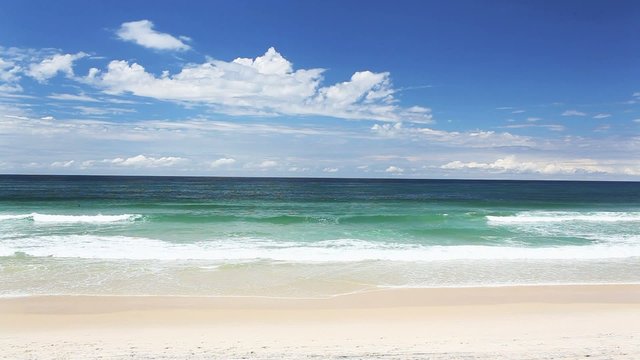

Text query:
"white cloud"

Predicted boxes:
[[26, 52, 87, 82], [415, 128, 534, 148], [371, 122, 403, 137], [233, 47, 293, 75], [258, 160, 278, 168], [441, 156, 609, 175], [210, 157, 236, 168], [511, 110, 525, 114], [1, 53, 28, 93], [562, 110, 587, 116], [50, 160, 74, 168], [2, 109, 639, 179], [526, 117, 541, 122], [385, 165, 404, 173], [107, 154, 187, 167], [116, 20, 190, 51], [323, 167, 339, 173], [3, 114, 29, 120], [73, 106, 136, 116], [0, 115, 341, 145], [48, 92, 100, 102], [0, 83, 23, 93], [85, 47, 432, 122], [370, 122, 534, 147], [593, 113, 611, 119], [502, 123, 565, 132], [0, 58, 21, 84]]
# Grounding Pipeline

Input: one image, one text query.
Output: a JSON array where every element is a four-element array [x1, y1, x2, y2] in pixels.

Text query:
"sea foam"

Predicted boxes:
[[487, 211, 640, 225], [0, 213, 141, 223], [2, 235, 640, 261]]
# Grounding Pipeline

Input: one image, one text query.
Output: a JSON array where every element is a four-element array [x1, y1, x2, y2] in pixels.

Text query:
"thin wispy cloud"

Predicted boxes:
[[441, 156, 611, 175], [502, 123, 565, 132], [562, 110, 587, 116], [47, 93, 100, 102]]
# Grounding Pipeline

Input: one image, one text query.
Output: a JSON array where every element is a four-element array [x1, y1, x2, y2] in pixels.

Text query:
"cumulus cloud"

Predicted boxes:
[[210, 157, 236, 168], [593, 113, 611, 119], [26, 52, 87, 82], [323, 167, 339, 173], [562, 110, 587, 117], [84, 47, 432, 122], [107, 154, 187, 167], [441, 156, 609, 175], [385, 165, 404, 173], [116, 20, 190, 51]]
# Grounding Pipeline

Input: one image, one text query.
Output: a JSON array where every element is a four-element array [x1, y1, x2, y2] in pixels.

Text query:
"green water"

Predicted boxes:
[[1, 175, 639, 297]]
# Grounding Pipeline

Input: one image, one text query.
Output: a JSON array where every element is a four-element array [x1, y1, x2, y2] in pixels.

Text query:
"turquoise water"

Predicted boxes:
[[1, 175, 639, 297]]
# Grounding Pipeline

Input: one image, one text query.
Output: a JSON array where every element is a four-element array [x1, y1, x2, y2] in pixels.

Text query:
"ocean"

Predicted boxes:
[[1, 175, 639, 297]]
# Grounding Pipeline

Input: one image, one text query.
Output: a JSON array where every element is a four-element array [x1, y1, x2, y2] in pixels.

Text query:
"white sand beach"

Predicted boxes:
[[1, 285, 639, 359]]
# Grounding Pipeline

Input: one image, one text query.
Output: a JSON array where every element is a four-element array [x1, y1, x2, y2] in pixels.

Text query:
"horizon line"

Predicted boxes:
[[1, 173, 638, 183]]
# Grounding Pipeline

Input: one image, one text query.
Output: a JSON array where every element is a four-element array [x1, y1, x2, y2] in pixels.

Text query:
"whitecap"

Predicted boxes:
[[487, 211, 640, 225], [0, 213, 142, 223]]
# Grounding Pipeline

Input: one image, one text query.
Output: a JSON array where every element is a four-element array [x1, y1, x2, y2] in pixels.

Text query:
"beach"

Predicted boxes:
[[2, 285, 640, 359], [2, 176, 640, 358], [3, 0, 639, 357]]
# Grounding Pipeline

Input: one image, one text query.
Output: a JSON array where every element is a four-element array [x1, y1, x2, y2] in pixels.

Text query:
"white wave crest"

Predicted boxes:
[[0, 213, 141, 223], [2, 235, 640, 261], [0, 214, 32, 221], [487, 211, 640, 225]]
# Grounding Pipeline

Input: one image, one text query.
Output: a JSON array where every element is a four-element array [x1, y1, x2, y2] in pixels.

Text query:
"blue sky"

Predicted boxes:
[[1, 0, 639, 179]]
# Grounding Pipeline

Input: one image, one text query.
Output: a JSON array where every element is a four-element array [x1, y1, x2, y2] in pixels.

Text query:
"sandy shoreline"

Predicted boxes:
[[1, 285, 640, 359]]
